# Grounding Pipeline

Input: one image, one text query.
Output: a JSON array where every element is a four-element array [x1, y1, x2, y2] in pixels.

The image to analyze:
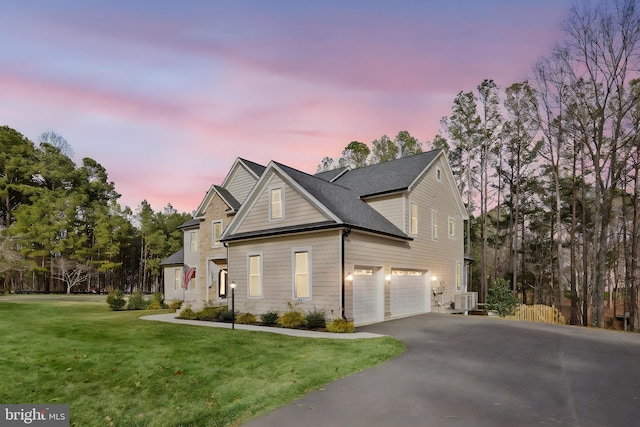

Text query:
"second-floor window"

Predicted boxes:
[[270, 188, 283, 220], [189, 231, 198, 252], [212, 220, 222, 247], [431, 210, 438, 240], [448, 217, 456, 238], [410, 203, 418, 234]]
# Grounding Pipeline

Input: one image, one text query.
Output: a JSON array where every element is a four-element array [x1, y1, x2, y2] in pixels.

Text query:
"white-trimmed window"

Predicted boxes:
[[248, 253, 262, 297], [456, 261, 463, 291], [270, 188, 283, 220], [174, 268, 182, 290], [436, 167, 442, 182], [448, 217, 456, 238], [189, 231, 198, 252], [293, 249, 311, 299], [410, 203, 418, 234], [431, 209, 438, 240], [212, 220, 222, 247]]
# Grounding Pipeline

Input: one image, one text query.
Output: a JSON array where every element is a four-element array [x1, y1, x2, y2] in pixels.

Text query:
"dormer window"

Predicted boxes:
[[270, 188, 283, 220]]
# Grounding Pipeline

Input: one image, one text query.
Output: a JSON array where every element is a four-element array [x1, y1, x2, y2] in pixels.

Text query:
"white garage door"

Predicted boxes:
[[352, 268, 382, 325], [390, 271, 430, 318]]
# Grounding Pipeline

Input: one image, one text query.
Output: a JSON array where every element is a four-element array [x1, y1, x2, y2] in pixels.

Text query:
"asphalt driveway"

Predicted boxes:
[[242, 313, 640, 426]]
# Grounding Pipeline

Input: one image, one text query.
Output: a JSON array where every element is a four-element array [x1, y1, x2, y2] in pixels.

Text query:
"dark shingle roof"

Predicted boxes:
[[314, 166, 349, 182], [177, 218, 200, 229], [239, 158, 266, 178], [213, 185, 241, 211], [332, 150, 441, 197], [160, 248, 184, 266], [274, 162, 410, 240]]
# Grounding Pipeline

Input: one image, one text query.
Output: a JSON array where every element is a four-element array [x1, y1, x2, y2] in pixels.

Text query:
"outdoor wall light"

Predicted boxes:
[[346, 273, 353, 281], [431, 275, 437, 282], [230, 281, 236, 330], [385, 274, 391, 282]]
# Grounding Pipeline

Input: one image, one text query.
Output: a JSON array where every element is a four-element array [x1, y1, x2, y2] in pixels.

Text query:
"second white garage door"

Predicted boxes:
[[390, 271, 431, 318]]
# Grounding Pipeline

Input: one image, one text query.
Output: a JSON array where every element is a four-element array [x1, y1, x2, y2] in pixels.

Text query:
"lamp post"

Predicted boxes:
[[230, 281, 236, 330]]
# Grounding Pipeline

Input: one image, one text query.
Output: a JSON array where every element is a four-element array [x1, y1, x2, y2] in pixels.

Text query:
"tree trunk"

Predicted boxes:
[[630, 160, 640, 331]]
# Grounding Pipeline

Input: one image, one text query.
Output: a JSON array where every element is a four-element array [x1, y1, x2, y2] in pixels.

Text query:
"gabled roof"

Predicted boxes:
[[276, 163, 410, 239], [193, 158, 265, 219], [193, 184, 241, 218], [314, 166, 350, 182], [177, 218, 200, 229], [221, 157, 266, 188], [221, 161, 411, 242], [160, 248, 184, 266], [239, 158, 267, 178], [213, 185, 241, 211], [332, 149, 441, 197]]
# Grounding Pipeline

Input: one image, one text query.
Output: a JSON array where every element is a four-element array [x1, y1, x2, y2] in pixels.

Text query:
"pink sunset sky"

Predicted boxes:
[[1, 0, 573, 213]]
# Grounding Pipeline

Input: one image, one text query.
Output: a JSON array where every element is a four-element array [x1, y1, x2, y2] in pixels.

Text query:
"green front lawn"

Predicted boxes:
[[0, 297, 404, 426]]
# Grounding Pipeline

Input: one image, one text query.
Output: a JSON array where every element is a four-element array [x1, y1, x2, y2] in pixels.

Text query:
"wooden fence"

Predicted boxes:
[[506, 304, 566, 325]]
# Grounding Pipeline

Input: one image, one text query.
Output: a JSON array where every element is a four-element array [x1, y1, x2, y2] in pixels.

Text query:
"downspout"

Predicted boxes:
[[341, 227, 352, 320]]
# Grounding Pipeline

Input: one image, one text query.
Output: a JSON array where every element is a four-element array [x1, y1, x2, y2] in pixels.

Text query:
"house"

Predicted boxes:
[[161, 149, 475, 325]]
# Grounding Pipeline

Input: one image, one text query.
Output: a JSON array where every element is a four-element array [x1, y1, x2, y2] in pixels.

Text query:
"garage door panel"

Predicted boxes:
[[390, 272, 430, 318], [352, 269, 382, 325]]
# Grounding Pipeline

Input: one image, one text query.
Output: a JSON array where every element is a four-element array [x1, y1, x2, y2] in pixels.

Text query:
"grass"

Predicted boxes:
[[0, 296, 405, 426]]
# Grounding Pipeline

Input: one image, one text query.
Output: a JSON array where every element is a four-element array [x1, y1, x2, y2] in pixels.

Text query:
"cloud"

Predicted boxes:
[[0, 0, 573, 213]]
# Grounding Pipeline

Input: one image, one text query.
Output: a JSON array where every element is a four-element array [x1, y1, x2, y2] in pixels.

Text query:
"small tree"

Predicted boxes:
[[52, 257, 96, 294], [106, 289, 126, 311], [486, 277, 520, 317]]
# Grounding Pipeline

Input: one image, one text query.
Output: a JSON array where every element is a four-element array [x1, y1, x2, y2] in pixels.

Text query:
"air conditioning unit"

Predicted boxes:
[[454, 292, 478, 311]]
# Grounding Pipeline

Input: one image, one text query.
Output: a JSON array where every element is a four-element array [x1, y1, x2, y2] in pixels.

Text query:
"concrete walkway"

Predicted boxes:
[[140, 312, 385, 339]]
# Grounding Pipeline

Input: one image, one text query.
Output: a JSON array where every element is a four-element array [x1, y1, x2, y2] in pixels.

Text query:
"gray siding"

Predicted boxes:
[[226, 164, 258, 204], [366, 193, 406, 233], [227, 231, 342, 319], [235, 174, 329, 234]]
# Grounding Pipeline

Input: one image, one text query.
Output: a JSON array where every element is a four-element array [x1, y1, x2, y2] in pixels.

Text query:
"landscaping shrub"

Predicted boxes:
[[260, 310, 279, 325], [278, 310, 305, 328], [146, 301, 165, 310], [106, 289, 126, 311], [486, 277, 520, 317], [169, 299, 183, 310], [216, 307, 234, 322], [151, 292, 167, 308], [126, 291, 148, 310], [196, 306, 226, 321], [178, 307, 198, 320], [327, 318, 355, 333], [305, 309, 326, 329], [236, 313, 256, 324]]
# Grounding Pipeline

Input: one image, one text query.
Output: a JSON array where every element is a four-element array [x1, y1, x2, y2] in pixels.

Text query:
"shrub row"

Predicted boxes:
[[106, 290, 174, 311], [177, 306, 354, 333]]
